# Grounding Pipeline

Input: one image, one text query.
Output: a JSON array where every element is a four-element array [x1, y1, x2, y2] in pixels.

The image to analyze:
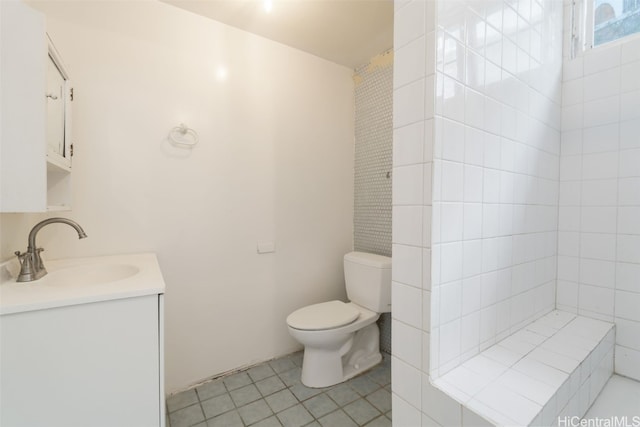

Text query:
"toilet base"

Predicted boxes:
[[300, 323, 381, 388]]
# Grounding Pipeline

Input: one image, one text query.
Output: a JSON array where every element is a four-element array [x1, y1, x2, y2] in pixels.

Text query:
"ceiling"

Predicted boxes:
[[160, 0, 394, 69]]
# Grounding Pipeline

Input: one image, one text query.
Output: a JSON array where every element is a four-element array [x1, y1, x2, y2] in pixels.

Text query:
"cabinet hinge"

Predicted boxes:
[[70, 144, 74, 157], [70, 87, 74, 101]]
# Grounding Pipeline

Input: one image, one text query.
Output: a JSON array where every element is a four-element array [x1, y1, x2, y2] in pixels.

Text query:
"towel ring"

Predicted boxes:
[[169, 123, 199, 148]]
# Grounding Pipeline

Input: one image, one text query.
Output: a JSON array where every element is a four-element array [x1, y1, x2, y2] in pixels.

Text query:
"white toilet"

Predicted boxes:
[[286, 251, 391, 388]]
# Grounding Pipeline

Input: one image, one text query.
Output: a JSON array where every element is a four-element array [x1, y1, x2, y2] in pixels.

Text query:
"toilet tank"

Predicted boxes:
[[344, 252, 392, 313]]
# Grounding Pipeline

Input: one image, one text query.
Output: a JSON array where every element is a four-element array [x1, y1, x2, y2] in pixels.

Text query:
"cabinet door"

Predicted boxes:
[[0, 0, 47, 212], [0, 295, 162, 427]]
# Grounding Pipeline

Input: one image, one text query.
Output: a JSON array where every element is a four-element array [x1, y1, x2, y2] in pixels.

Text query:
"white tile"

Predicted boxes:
[[395, 80, 426, 128], [482, 345, 521, 367], [394, 36, 426, 89], [619, 149, 640, 177], [463, 239, 482, 278], [463, 165, 483, 203], [619, 177, 640, 205], [584, 44, 621, 75], [621, 119, 640, 149], [393, 320, 423, 369], [392, 356, 422, 409], [560, 155, 582, 181], [583, 96, 620, 128], [442, 76, 466, 122], [559, 181, 582, 206], [465, 126, 485, 166], [462, 353, 509, 380], [394, 0, 425, 49], [618, 207, 640, 235], [465, 88, 485, 129], [580, 207, 617, 234], [582, 152, 619, 180], [579, 258, 615, 289], [622, 38, 640, 64], [616, 262, 640, 293], [564, 57, 583, 81], [617, 234, 640, 264], [394, 121, 425, 167], [439, 319, 461, 364], [562, 78, 583, 106], [394, 164, 424, 205], [562, 103, 584, 131], [422, 378, 462, 426], [393, 206, 423, 246], [562, 129, 583, 156], [528, 348, 580, 373], [440, 280, 462, 324], [581, 179, 618, 206], [615, 290, 640, 322], [579, 284, 614, 317], [557, 280, 578, 310], [441, 161, 464, 202], [615, 318, 640, 351], [423, 290, 431, 330], [582, 123, 619, 154], [473, 384, 542, 426], [440, 365, 488, 398], [580, 232, 617, 261], [584, 68, 621, 103], [483, 133, 501, 169], [463, 203, 483, 240], [481, 204, 499, 238], [441, 241, 463, 284], [621, 61, 640, 92], [614, 345, 640, 380], [558, 231, 580, 256], [512, 357, 569, 389], [393, 244, 423, 288], [441, 203, 463, 243], [482, 169, 500, 203], [496, 369, 556, 405], [461, 277, 481, 317], [461, 311, 481, 353], [442, 118, 465, 162], [621, 89, 640, 123], [393, 282, 422, 327], [558, 256, 579, 282], [484, 97, 501, 135], [391, 394, 422, 427]]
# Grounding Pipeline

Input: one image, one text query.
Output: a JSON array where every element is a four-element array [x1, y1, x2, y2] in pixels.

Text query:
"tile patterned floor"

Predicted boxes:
[[166, 351, 392, 427]]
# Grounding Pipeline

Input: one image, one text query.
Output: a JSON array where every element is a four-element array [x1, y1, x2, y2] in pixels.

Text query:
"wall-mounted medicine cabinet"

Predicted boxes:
[[0, 0, 73, 212]]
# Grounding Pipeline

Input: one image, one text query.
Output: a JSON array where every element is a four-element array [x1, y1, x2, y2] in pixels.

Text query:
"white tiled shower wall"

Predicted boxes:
[[430, 0, 563, 378], [558, 17, 640, 380], [392, 0, 564, 423]]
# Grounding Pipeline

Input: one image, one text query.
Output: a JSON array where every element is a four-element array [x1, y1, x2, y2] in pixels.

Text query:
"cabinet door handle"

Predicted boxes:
[[46, 93, 58, 100]]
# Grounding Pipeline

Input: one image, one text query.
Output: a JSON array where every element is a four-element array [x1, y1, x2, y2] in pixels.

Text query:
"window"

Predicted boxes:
[[573, 0, 640, 53]]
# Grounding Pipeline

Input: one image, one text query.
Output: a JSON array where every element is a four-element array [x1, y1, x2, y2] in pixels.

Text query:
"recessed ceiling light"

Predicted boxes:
[[263, 0, 273, 13]]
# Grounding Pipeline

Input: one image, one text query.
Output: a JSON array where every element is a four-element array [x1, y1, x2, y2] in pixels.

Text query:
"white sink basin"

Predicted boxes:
[[0, 253, 165, 315], [42, 264, 140, 287]]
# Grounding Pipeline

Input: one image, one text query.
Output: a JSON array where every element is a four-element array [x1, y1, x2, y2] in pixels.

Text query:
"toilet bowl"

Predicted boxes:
[[286, 252, 391, 388]]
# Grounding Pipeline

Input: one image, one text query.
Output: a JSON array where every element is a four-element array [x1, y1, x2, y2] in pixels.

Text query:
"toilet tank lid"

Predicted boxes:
[[344, 252, 391, 269]]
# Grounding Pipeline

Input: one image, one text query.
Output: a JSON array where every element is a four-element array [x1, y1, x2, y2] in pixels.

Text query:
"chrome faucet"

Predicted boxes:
[[14, 217, 87, 282]]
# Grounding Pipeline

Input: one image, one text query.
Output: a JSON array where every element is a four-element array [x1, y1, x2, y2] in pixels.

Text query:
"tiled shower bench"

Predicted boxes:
[[433, 311, 615, 426]]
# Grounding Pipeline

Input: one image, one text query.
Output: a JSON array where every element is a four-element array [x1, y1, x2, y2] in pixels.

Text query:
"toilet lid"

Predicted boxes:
[[287, 300, 359, 331]]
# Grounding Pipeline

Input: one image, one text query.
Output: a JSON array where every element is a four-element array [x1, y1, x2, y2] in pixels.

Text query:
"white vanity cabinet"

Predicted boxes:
[[0, 0, 73, 212], [0, 253, 166, 427]]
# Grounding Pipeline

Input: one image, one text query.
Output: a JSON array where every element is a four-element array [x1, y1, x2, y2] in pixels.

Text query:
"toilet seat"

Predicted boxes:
[[287, 300, 359, 331]]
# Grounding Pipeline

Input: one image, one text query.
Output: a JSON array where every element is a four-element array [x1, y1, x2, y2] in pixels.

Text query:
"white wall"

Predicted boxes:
[[558, 24, 640, 380], [392, 0, 563, 423], [1, 0, 355, 394]]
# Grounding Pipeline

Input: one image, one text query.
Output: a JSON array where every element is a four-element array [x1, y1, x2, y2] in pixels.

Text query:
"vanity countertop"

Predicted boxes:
[[0, 252, 165, 315]]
